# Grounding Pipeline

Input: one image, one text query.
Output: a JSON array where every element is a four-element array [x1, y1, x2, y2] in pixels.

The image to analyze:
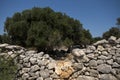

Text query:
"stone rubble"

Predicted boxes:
[[0, 36, 120, 80]]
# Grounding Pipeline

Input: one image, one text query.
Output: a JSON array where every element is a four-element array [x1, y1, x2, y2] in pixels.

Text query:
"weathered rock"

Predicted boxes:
[[72, 49, 85, 57], [97, 64, 112, 73], [100, 74, 117, 80], [97, 60, 104, 65], [93, 39, 108, 46], [0, 43, 9, 48], [108, 36, 117, 44], [106, 59, 113, 65], [55, 61, 74, 78], [89, 69, 99, 77], [116, 57, 120, 64], [73, 63, 84, 70], [30, 57, 37, 64], [77, 75, 97, 80], [97, 45, 105, 51], [22, 73, 30, 80], [87, 54, 95, 59], [30, 65, 40, 72], [36, 77, 43, 80], [47, 60, 56, 69], [116, 38, 120, 43], [112, 62, 120, 68], [89, 60, 97, 67], [21, 68, 30, 74], [50, 73, 59, 79], [39, 70, 50, 78]]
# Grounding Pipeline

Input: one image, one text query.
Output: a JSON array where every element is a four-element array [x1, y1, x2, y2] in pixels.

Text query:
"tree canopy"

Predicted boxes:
[[4, 7, 92, 51]]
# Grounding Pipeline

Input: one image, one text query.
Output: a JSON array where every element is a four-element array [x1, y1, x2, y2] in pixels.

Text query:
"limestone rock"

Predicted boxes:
[[30, 65, 40, 72], [55, 61, 74, 78], [0, 43, 9, 48], [72, 49, 85, 57], [93, 39, 108, 46], [100, 74, 117, 80], [22, 73, 29, 80], [108, 36, 117, 44], [89, 60, 97, 67], [77, 75, 97, 80], [97, 64, 112, 73], [30, 57, 37, 64], [39, 70, 50, 78]]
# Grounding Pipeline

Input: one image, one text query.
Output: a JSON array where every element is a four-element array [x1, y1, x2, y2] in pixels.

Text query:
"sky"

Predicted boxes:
[[0, 0, 120, 37]]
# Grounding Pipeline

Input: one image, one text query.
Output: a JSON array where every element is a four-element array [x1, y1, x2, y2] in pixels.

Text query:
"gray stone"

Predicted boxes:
[[22, 73, 29, 80], [102, 51, 108, 56], [43, 54, 49, 59], [97, 64, 112, 73], [89, 69, 99, 77], [107, 59, 113, 65], [10, 54, 16, 58], [30, 57, 37, 64], [88, 46, 96, 51], [45, 78, 52, 80], [108, 36, 117, 44], [100, 74, 117, 80], [50, 73, 59, 79], [37, 59, 49, 66], [77, 75, 97, 80], [98, 55, 108, 60], [8, 51, 13, 55], [6, 45, 23, 50], [73, 63, 84, 70], [112, 62, 120, 68], [87, 54, 95, 59], [21, 68, 30, 74], [0, 43, 9, 48], [93, 39, 108, 46], [89, 60, 97, 67], [39, 70, 50, 78], [37, 77, 43, 80], [47, 61, 56, 69], [23, 57, 30, 63], [97, 45, 105, 51], [26, 50, 36, 54], [85, 49, 93, 54], [116, 57, 120, 64], [30, 65, 40, 72], [116, 38, 120, 43], [85, 72, 90, 76], [23, 62, 31, 67], [72, 49, 85, 57], [20, 54, 26, 59], [116, 74, 120, 80]]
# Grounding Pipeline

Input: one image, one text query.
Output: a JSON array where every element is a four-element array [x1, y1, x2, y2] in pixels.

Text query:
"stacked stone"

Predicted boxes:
[[70, 36, 120, 80], [0, 36, 120, 80], [0, 43, 25, 59]]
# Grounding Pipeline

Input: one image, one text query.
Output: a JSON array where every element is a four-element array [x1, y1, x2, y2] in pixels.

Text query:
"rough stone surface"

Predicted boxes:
[[97, 64, 112, 73], [0, 36, 120, 80]]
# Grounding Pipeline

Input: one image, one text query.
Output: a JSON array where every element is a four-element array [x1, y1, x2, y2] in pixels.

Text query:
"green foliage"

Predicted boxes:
[[103, 27, 120, 39], [0, 33, 11, 44], [92, 37, 102, 43], [0, 56, 17, 80], [4, 7, 92, 51]]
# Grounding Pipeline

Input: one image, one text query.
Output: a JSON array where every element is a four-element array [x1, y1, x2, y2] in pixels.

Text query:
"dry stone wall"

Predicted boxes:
[[0, 36, 120, 80]]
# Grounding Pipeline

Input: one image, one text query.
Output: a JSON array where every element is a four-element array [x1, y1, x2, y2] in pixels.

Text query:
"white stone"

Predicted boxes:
[[72, 49, 85, 57], [30, 57, 37, 64], [0, 43, 9, 47]]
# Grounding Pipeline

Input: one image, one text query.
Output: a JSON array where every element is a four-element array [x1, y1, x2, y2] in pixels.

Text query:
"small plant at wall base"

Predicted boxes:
[[0, 56, 18, 80]]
